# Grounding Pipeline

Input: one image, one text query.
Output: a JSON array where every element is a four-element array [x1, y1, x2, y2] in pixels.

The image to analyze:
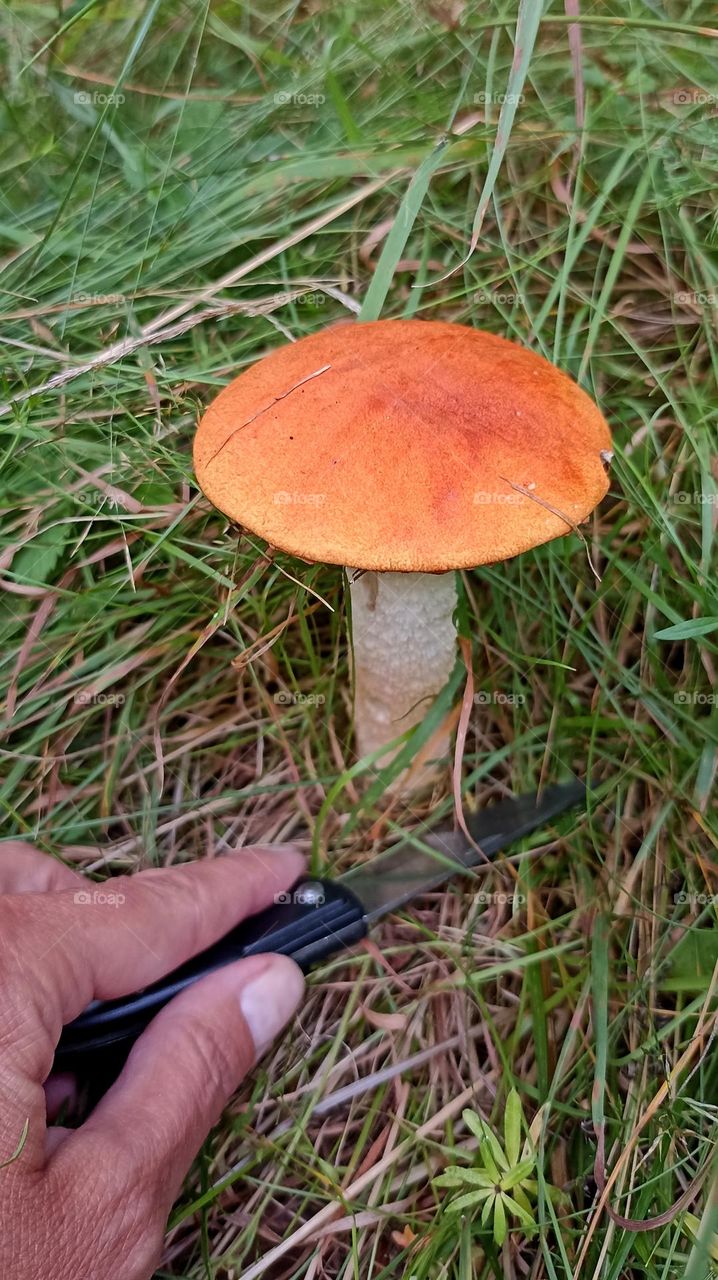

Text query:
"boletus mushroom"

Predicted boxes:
[[193, 319, 611, 789]]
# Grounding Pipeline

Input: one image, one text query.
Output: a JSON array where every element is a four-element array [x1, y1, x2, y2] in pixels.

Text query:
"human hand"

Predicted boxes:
[[0, 840, 305, 1280]]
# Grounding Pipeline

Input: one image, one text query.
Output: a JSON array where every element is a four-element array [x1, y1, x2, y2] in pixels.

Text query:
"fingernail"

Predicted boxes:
[[239, 957, 305, 1059]]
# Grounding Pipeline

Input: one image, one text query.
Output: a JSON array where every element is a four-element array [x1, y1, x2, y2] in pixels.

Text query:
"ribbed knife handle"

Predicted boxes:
[[55, 879, 366, 1068]]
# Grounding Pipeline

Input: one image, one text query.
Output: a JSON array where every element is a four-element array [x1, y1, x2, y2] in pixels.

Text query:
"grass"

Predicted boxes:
[[1, 0, 718, 1276]]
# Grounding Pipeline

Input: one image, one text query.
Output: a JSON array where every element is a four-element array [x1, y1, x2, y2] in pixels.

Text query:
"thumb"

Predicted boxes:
[[54, 953, 304, 1203]]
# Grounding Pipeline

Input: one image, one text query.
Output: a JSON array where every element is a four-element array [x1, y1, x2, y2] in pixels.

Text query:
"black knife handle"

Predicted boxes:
[[55, 878, 366, 1070]]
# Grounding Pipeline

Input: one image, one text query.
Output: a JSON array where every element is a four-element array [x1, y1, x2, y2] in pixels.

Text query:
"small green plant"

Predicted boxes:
[[433, 1090, 560, 1248], [683, 1212, 718, 1274]]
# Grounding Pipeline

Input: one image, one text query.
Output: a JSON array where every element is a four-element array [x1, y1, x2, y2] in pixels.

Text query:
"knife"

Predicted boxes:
[[55, 778, 587, 1070]]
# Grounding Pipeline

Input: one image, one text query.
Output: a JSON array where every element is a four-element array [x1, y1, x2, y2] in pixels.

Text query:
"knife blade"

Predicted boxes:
[[343, 777, 587, 921], [55, 778, 587, 1069]]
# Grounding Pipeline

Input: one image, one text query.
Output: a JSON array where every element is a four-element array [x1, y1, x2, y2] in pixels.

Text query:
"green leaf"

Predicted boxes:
[[462, 1108, 486, 1141], [654, 617, 718, 640], [446, 1189, 493, 1214], [493, 1194, 507, 1246], [0, 222, 40, 247], [682, 1210, 718, 1264], [452, 1169, 496, 1188], [502, 1193, 537, 1231], [665, 929, 718, 992], [324, 67, 362, 145], [482, 1192, 495, 1227], [501, 1158, 536, 1191], [134, 481, 176, 506], [512, 1185, 535, 1215], [12, 523, 68, 587], [504, 1089, 522, 1166], [463, 0, 544, 266], [436, 1165, 497, 1191], [206, 14, 291, 64], [358, 137, 449, 322], [547, 1184, 569, 1208], [463, 1109, 509, 1174], [433, 1167, 474, 1188], [477, 1146, 501, 1183], [481, 1129, 510, 1176]]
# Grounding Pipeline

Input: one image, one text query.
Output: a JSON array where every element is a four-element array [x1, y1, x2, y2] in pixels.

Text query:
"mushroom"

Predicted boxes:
[[193, 319, 611, 789]]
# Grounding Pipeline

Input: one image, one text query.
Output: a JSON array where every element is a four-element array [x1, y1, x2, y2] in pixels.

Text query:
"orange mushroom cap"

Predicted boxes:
[[193, 319, 612, 573]]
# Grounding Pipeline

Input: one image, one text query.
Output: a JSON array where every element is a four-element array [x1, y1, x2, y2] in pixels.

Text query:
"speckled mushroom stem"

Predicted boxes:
[[347, 569, 458, 787]]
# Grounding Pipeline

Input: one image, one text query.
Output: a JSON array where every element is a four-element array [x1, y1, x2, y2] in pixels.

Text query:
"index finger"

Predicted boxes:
[[1, 846, 304, 1121], [0, 842, 83, 893]]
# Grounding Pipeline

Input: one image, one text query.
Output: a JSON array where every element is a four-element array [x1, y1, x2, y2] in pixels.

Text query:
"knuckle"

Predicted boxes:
[[0, 898, 45, 996], [0, 901, 61, 1077], [0, 840, 41, 858], [0, 893, 32, 948], [117, 866, 208, 951], [0, 893, 83, 1009]]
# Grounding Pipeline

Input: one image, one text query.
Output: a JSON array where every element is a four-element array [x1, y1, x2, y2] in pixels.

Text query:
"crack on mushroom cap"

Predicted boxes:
[[205, 363, 332, 467]]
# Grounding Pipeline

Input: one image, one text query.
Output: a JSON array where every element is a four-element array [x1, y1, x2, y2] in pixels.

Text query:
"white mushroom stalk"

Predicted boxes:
[[348, 569, 458, 782]]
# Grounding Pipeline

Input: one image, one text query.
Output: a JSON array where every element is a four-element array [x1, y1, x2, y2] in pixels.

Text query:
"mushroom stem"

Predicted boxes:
[[348, 569, 458, 785]]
